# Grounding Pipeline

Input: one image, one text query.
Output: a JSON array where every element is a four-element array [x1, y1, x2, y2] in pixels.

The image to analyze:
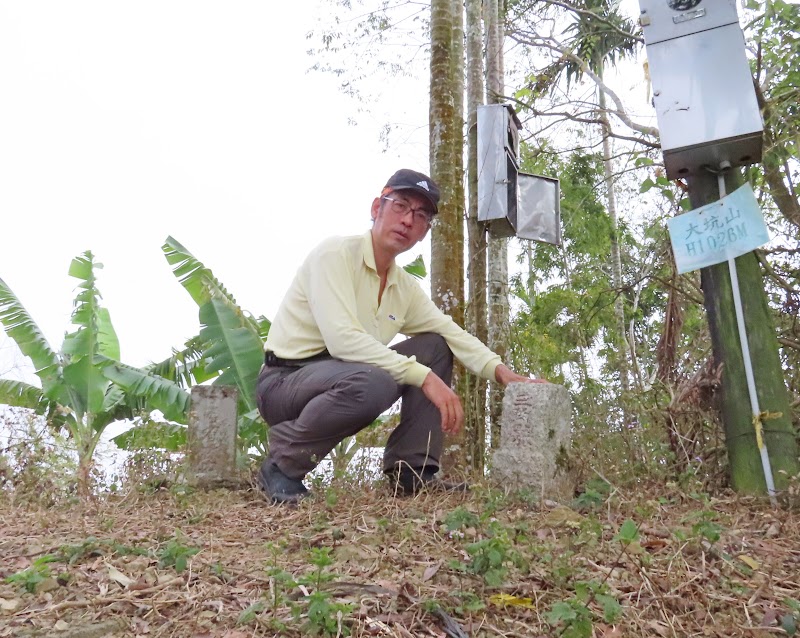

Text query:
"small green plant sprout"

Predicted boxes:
[[465, 525, 515, 587], [264, 543, 297, 610], [291, 546, 353, 636], [683, 509, 723, 544], [157, 534, 199, 573], [304, 590, 353, 636], [237, 600, 265, 626], [443, 506, 479, 538], [573, 477, 611, 511], [306, 546, 336, 589], [5, 555, 59, 593], [781, 598, 800, 636], [545, 581, 622, 638], [545, 599, 593, 638], [614, 519, 640, 545]]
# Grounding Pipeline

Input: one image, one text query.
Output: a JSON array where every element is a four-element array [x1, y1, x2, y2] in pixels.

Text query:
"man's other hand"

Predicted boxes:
[[495, 364, 549, 386], [421, 371, 464, 435]]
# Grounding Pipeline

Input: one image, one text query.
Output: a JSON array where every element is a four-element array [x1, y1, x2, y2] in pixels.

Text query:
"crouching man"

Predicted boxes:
[[255, 168, 545, 503]]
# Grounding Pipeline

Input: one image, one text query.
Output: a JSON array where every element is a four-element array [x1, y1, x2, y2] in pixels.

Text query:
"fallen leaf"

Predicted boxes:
[[53, 620, 69, 631], [107, 564, 134, 588], [646, 621, 670, 637], [765, 523, 780, 538], [422, 562, 441, 582], [373, 579, 400, 595], [641, 539, 668, 551], [132, 617, 150, 634], [737, 554, 759, 570], [489, 593, 536, 609]]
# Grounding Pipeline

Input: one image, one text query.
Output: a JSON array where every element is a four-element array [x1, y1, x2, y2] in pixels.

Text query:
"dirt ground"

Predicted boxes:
[[1, 478, 799, 638]]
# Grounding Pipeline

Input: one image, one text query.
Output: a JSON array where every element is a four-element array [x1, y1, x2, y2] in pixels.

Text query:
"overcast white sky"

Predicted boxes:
[[0, 1, 434, 379]]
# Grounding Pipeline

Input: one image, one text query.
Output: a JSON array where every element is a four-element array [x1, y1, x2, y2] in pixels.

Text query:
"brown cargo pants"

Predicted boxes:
[[255, 333, 453, 480]]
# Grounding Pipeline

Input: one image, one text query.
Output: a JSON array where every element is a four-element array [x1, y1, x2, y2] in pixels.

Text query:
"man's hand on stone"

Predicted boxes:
[[421, 371, 464, 434], [495, 364, 548, 386]]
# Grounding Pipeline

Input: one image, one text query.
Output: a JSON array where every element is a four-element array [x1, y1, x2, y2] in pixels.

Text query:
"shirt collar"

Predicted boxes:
[[362, 231, 399, 285]]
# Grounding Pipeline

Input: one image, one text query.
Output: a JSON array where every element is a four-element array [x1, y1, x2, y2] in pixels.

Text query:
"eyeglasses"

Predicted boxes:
[[382, 196, 434, 226]]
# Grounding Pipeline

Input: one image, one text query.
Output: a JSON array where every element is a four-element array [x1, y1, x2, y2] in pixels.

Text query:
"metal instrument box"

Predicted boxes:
[[477, 104, 521, 237], [477, 104, 561, 244], [638, 0, 738, 45], [639, 1, 763, 178]]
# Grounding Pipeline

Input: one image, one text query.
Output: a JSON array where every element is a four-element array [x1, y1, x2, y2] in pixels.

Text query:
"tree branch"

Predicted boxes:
[[509, 32, 660, 140]]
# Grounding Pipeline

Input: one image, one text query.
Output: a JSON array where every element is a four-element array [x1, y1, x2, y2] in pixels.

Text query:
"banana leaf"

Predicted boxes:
[[199, 299, 263, 414], [162, 236, 263, 337], [147, 335, 217, 387], [403, 254, 427, 280], [0, 277, 62, 397], [0, 378, 45, 411], [113, 420, 186, 452], [97, 356, 190, 424], [61, 252, 118, 416]]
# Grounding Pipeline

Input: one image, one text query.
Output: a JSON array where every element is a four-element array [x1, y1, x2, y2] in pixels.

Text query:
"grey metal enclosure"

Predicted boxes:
[[639, 0, 763, 178], [477, 103, 561, 245]]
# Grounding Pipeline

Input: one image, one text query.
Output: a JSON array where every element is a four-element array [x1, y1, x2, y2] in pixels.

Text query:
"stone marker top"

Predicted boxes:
[[498, 382, 571, 448]]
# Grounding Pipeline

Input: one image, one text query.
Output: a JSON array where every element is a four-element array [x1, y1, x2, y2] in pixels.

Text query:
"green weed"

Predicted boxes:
[[5, 555, 59, 593], [292, 546, 353, 636], [444, 506, 479, 531], [545, 581, 622, 638], [157, 534, 199, 573]]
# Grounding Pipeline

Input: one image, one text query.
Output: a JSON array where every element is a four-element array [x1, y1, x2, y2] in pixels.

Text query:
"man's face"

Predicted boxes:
[[370, 189, 433, 257]]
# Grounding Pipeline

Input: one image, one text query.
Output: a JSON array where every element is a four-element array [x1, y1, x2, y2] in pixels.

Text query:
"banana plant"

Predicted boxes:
[[160, 236, 269, 457], [0, 252, 190, 495]]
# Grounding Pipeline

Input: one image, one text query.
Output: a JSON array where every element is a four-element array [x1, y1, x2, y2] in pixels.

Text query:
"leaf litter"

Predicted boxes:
[[1, 478, 798, 637]]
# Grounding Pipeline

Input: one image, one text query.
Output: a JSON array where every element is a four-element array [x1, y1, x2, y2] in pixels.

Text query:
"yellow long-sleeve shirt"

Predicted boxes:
[[264, 231, 502, 387]]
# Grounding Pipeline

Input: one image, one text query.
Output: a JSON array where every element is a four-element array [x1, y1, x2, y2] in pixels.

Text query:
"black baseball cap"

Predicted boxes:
[[383, 169, 440, 215]]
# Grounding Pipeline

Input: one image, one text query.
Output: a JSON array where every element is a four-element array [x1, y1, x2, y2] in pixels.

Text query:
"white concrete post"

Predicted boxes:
[[187, 385, 239, 488], [491, 383, 575, 501]]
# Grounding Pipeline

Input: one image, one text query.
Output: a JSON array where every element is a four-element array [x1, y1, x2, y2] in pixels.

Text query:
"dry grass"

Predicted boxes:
[[1, 476, 799, 638]]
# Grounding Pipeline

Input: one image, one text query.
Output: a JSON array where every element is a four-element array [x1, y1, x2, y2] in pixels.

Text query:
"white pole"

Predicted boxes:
[[717, 171, 777, 505]]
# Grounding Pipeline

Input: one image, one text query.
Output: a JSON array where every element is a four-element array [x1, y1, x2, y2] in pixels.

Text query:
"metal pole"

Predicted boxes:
[[716, 168, 777, 505]]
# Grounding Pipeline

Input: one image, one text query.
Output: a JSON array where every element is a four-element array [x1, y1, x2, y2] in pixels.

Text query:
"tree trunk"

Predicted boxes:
[[689, 170, 800, 494], [429, 0, 462, 321], [430, 0, 466, 472], [598, 86, 629, 393], [74, 429, 99, 498], [465, 0, 487, 473], [485, 0, 508, 449]]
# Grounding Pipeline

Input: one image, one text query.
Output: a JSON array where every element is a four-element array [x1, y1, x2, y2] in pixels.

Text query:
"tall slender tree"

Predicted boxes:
[[429, 0, 463, 323], [465, 0, 488, 471], [430, 0, 467, 471], [485, 0, 509, 448]]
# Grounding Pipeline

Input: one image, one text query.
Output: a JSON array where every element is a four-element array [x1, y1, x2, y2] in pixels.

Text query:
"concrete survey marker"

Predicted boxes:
[[491, 382, 575, 501], [187, 385, 240, 488]]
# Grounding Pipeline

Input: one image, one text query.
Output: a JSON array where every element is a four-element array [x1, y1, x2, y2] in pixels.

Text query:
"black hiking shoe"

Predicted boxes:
[[388, 465, 470, 496], [257, 461, 309, 504]]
